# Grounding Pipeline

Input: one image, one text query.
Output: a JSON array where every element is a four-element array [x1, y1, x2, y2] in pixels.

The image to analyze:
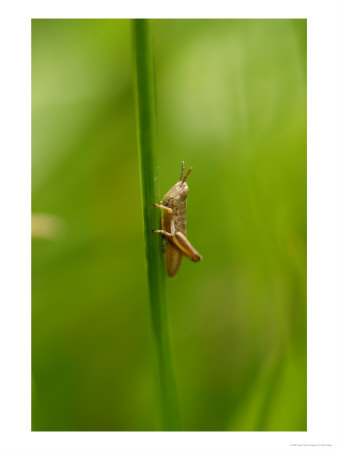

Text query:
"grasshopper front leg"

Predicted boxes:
[[153, 203, 173, 214]]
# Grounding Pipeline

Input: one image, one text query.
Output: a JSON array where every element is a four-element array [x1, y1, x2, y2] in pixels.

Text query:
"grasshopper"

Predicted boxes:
[[153, 161, 202, 277]]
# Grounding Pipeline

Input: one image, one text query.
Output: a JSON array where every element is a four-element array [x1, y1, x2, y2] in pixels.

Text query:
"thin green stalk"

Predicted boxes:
[[132, 19, 179, 431]]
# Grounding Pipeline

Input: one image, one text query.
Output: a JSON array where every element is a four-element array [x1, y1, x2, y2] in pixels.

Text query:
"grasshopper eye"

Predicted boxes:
[[182, 185, 189, 196]]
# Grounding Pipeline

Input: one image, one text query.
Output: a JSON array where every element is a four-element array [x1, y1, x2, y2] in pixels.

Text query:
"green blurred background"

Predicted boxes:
[[31, 19, 306, 431]]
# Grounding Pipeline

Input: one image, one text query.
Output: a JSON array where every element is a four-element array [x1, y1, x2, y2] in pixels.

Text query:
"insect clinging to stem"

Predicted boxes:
[[153, 161, 202, 277]]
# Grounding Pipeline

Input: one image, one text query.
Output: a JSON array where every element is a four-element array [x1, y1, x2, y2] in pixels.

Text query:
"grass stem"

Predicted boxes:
[[132, 18, 179, 431]]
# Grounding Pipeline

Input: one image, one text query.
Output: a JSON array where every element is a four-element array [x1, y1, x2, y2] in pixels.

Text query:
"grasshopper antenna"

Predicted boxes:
[[179, 161, 185, 181], [182, 167, 192, 182]]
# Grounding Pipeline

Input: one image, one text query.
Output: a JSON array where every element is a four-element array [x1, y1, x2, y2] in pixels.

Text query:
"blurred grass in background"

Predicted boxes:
[[31, 19, 306, 431]]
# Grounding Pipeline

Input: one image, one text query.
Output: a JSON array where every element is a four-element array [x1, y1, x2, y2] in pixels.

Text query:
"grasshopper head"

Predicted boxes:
[[163, 162, 192, 207]]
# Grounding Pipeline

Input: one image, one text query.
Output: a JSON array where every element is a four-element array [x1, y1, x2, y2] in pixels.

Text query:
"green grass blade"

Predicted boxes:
[[132, 18, 180, 431]]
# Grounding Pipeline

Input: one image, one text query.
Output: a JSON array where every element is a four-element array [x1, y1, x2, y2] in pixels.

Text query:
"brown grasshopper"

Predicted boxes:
[[153, 161, 202, 276]]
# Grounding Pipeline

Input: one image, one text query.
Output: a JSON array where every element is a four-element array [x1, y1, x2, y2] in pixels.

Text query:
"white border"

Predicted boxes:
[[0, 1, 337, 449]]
